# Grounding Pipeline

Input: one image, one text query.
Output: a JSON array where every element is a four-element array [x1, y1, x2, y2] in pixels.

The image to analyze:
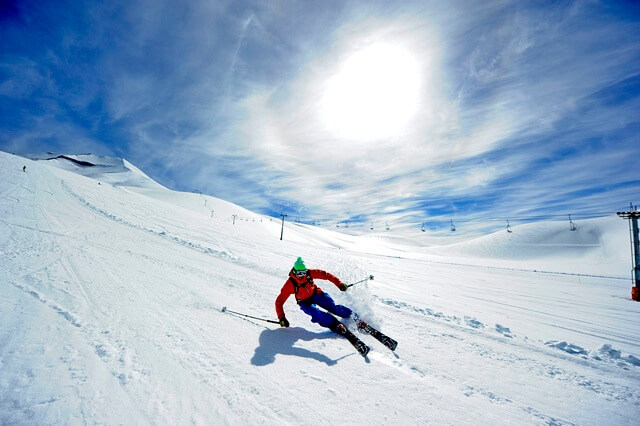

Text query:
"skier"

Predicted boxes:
[[275, 257, 352, 335], [22, 165, 26, 172], [274, 257, 399, 355]]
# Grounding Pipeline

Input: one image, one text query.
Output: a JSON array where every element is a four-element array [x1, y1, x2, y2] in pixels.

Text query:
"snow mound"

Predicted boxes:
[[545, 340, 589, 355], [592, 344, 640, 367], [546, 340, 640, 367]]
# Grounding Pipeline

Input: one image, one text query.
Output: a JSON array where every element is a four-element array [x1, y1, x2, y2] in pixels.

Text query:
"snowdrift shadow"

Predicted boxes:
[[252, 327, 345, 366]]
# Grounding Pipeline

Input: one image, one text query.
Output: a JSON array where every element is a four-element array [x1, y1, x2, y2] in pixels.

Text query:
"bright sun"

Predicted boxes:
[[321, 43, 421, 140]]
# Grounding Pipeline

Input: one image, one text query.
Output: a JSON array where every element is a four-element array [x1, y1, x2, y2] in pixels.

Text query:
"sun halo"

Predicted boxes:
[[321, 43, 421, 141]]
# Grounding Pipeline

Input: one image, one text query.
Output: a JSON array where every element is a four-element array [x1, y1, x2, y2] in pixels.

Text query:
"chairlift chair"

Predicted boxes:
[[450, 220, 456, 232]]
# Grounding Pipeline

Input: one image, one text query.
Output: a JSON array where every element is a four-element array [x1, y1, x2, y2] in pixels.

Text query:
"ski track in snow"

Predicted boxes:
[[60, 180, 239, 262], [376, 295, 640, 370], [363, 293, 640, 424], [2, 170, 334, 423], [58, 177, 290, 284], [414, 258, 627, 281], [369, 310, 640, 426]]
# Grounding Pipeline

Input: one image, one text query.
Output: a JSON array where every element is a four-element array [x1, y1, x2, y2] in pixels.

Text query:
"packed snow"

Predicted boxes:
[[1, 151, 639, 425]]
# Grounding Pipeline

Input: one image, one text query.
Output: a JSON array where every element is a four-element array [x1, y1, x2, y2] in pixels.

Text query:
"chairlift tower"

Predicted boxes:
[[279, 213, 288, 241], [617, 206, 640, 301]]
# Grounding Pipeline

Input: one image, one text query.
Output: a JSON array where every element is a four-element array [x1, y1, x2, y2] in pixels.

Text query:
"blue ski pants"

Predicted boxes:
[[298, 292, 352, 328]]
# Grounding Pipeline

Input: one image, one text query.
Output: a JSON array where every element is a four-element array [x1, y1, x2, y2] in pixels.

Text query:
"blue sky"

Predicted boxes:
[[1, 0, 639, 235]]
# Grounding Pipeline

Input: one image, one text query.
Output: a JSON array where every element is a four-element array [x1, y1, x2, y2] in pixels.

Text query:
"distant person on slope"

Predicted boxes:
[[22, 165, 26, 172], [275, 257, 352, 334]]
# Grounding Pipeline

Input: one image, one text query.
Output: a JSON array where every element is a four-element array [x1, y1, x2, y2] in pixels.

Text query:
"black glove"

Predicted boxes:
[[279, 317, 290, 328], [338, 283, 348, 292]]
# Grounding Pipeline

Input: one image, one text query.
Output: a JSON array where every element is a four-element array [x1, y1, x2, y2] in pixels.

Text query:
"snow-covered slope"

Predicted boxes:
[[1, 150, 639, 425], [433, 217, 624, 260], [416, 216, 630, 279]]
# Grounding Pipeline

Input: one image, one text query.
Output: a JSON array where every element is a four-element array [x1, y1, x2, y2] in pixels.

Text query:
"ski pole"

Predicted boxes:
[[346, 275, 374, 288], [221, 306, 280, 324]]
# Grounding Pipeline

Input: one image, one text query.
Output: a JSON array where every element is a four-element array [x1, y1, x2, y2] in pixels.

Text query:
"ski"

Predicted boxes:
[[331, 322, 370, 356], [356, 320, 398, 351]]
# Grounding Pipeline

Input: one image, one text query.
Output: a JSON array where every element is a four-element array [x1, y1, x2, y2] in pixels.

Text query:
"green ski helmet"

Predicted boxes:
[[293, 257, 307, 271]]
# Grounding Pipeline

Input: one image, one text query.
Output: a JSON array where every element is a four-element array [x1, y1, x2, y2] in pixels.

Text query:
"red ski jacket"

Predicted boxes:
[[275, 269, 343, 320]]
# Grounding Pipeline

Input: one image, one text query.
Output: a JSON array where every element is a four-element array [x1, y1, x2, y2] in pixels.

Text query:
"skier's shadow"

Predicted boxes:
[[252, 327, 348, 366]]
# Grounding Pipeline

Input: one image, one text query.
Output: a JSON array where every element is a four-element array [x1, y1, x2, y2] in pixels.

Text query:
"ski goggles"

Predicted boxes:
[[294, 269, 308, 277]]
